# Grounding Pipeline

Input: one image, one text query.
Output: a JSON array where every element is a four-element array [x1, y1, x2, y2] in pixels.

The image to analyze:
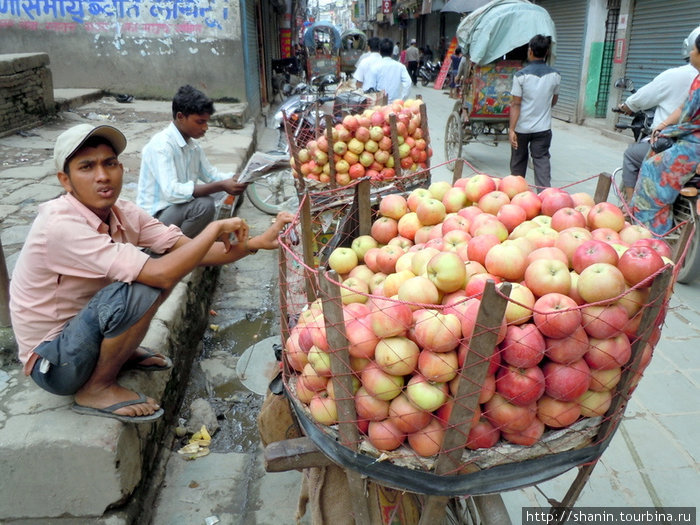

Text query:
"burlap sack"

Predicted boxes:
[[257, 390, 302, 447]]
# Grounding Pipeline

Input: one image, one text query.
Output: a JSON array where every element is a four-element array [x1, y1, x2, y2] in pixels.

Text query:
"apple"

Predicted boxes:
[[532, 293, 582, 339], [394, 251, 414, 273], [525, 246, 568, 268], [576, 389, 612, 417], [367, 419, 405, 451], [409, 246, 441, 276], [497, 203, 528, 232], [555, 227, 593, 267], [425, 251, 467, 293], [616, 286, 649, 318], [466, 417, 501, 449], [407, 188, 432, 211], [591, 227, 622, 244], [455, 297, 507, 346], [416, 198, 447, 226], [285, 331, 308, 372], [589, 366, 622, 392], [485, 242, 528, 282], [309, 392, 337, 425], [501, 416, 545, 446], [467, 233, 501, 267], [464, 272, 502, 298], [361, 362, 404, 401], [511, 190, 542, 219], [570, 192, 595, 208], [537, 395, 581, 428], [340, 277, 369, 305], [351, 235, 379, 262], [545, 324, 590, 364], [463, 174, 497, 203], [496, 364, 546, 406], [587, 202, 626, 232], [442, 187, 469, 213], [543, 359, 591, 402], [328, 247, 358, 275], [524, 258, 571, 297], [388, 393, 432, 433], [379, 194, 409, 220], [418, 349, 459, 383], [472, 218, 509, 242], [525, 226, 559, 249], [396, 275, 440, 306], [501, 281, 536, 325], [307, 345, 332, 377], [550, 207, 587, 231], [572, 239, 619, 274], [428, 180, 453, 201], [301, 362, 328, 392], [369, 296, 414, 338], [509, 220, 539, 239], [413, 309, 462, 353], [619, 224, 653, 245], [577, 263, 626, 304], [540, 189, 575, 216], [408, 418, 446, 457], [397, 212, 423, 241], [482, 392, 537, 433], [374, 336, 420, 376], [442, 229, 471, 254], [499, 174, 530, 198], [633, 238, 672, 259], [617, 245, 666, 287], [584, 334, 632, 370], [376, 245, 404, 275], [478, 190, 510, 215], [500, 323, 546, 368], [354, 386, 391, 421], [405, 374, 449, 412], [382, 270, 415, 298], [441, 213, 471, 234], [371, 217, 399, 245], [581, 303, 628, 339]]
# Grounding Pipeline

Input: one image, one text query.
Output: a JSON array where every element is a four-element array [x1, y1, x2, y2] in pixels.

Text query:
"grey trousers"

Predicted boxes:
[[510, 130, 553, 191], [155, 196, 216, 238], [622, 141, 651, 189]]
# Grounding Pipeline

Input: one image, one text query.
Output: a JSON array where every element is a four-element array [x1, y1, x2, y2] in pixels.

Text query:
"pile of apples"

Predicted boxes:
[[283, 173, 672, 458], [291, 99, 432, 186]]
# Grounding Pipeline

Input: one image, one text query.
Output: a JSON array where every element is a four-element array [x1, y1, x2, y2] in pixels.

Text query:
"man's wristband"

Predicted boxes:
[[244, 239, 258, 255]]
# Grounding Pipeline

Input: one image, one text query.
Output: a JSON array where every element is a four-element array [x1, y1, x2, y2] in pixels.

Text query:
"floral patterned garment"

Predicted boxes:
[[630, 75, 700, 235]]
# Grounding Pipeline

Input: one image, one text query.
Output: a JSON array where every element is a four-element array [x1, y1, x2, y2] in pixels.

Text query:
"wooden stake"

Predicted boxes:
[[300, 193, 318, 302]]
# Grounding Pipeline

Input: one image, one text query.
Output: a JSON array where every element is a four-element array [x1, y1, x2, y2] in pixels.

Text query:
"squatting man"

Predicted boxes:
[[9, 124, 293, 423]]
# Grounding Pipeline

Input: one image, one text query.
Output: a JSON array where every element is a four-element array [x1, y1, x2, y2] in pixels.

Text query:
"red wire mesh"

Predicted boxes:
[[275, 158, 682, 483]]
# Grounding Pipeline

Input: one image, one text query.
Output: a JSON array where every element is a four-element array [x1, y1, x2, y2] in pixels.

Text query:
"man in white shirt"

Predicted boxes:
[[405, 39, 420, 86], [509, 35, 560, 190], [617, 60, 697, 200], [137, 85, 246, 237], [364, 38, 412, 102], [354, 37, 382, 89]]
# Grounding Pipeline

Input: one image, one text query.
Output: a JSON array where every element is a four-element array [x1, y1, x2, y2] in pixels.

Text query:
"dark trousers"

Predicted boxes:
[[407, 61, 418, 85], [510, 129, 553, 190]]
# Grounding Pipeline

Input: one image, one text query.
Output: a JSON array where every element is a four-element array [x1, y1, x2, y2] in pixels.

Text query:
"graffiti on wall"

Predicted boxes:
[[0, 0, 230, 34]]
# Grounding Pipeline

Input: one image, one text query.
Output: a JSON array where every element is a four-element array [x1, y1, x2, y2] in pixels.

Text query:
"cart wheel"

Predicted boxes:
[[244, 167, 300, 215], [445, 111, 464, 172], [673, 196, 700, 284]]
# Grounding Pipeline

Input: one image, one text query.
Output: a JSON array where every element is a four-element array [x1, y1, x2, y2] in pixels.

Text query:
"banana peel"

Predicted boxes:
[[177, 425, 212, 460]]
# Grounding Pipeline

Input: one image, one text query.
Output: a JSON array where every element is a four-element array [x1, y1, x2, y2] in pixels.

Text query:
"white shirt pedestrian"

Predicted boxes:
[[364, 56, 412, 102]]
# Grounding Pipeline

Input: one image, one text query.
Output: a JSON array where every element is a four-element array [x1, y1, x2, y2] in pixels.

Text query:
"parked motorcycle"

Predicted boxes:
[[611, 103, 700, 284], [418, 60, 441, 86]]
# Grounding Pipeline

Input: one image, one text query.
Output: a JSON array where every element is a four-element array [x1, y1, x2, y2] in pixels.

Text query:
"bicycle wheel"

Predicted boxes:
[[673, 196, 700, 284], [445, 111, 464, 172], [245, 167, 300, 215]]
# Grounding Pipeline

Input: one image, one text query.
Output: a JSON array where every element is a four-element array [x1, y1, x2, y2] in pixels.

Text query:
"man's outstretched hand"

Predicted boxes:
[[216, 216, 249, 253], [248, 212, 295, 251], [221, 178, 247, 196]]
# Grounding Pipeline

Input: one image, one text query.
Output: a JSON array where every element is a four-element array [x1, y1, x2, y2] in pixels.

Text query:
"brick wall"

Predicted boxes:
[[0, 53, 55, 136]]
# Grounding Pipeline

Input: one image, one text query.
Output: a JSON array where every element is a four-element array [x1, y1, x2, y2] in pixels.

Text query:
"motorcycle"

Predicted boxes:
[[611, 91, 700, 284], [418, 60, 441, 86]]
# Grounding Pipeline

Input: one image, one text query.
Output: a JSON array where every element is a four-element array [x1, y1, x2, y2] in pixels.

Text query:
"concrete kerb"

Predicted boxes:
[[0, 94, 255, 523]]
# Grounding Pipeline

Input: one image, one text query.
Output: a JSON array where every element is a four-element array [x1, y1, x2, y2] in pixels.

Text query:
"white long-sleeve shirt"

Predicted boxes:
[[624, 64, 697, 128], [137, 122, 232, 216], [363, 56, 412, 102]]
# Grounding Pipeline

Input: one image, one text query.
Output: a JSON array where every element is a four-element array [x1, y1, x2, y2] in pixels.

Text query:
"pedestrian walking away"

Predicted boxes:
[[363, 38, 412, 102], [9, 123, 293, 424], [137, 85, 247, 238], [406, 39, 420, 86], [509, 34, 560, 190]]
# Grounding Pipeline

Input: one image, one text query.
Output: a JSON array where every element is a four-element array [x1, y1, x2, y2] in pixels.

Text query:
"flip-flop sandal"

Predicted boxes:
[[71, 393, 164, 424], [126, 347, 173, 372]]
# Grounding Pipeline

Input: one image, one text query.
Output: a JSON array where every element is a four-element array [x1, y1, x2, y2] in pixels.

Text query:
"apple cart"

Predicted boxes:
[[444, 0, 556, 170], [260, 161, 691, 524]]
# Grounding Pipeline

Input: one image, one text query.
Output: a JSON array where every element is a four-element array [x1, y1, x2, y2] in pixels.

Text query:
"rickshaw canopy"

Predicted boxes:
[[303, 21, 342, 53], [456, 0, 556, 65], [340, 29, 367, 51]]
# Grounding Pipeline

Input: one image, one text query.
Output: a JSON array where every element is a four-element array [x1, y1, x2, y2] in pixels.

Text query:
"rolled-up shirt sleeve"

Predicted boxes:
[[149, 143, 196, 204]]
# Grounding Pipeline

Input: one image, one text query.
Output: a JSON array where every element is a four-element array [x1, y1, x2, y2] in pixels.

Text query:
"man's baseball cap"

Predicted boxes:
[[410, 39, 416, 44], [54, 124, 127, 171]]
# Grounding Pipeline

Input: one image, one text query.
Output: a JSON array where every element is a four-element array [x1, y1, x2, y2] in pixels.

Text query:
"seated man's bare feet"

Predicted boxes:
[[73, 384, 162, 423], [124, 346, 173, 371]]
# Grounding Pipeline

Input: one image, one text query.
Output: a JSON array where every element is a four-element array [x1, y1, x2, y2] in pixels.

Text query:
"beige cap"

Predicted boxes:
[[54, 124, 127, 171]]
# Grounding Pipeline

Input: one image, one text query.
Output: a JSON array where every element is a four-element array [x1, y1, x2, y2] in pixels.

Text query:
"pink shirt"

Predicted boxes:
[[9, 193, 183, 374]]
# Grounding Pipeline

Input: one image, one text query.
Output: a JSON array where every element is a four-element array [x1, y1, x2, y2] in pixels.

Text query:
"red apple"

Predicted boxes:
[[418, 349, 459, 383], [371, 217, 400, 245], [550, 207, 587, 232], [309, 392, 337, 425], [389, 393, 432, 433], [407, 418, 446, 457], [376, 245, 404, 275], [581, 303, 629, 339], [413, 309, 462, 353], [587, 202, 626, 232], [537, 395, 581, 428], [483, 392, 537, 433], [543, 359, 591, 402], [589, 366, 622, 392], [485, 242, 528, 282], [499, 174, 530, 198], [367, 419, 405, 451], [545, 324, 590, 364], [355, 386, 391, 421], [361, 362, 404, 401], [416, 198, 447, 226], [555, 227, 593, 267], [584, 334, 632, 370], [524, 258, 571, 297], [369, 296, 413, 338], [617, 245, 666, 287], [572, 239, 619, 274], [500, 323, 546, 368], [496, 364, 546, 406], [533, 293, 582, 339], [466, 418, 501, 450], [501, 416, 544, 446]]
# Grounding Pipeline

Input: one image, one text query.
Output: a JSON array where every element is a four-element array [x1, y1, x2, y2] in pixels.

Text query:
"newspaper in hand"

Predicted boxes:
[[236, 152, 289, 184]]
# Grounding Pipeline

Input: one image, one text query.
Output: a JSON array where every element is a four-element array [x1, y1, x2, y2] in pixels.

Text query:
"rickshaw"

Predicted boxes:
[[339, 29, 368, 73], [302, 21, 342, 80], [444, 0, 556, 169]]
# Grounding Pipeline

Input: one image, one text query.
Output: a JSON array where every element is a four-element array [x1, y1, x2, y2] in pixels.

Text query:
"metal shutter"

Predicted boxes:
[[536, 0, 588, 123], [241, 0, 262, 117], [625, 0, 697, 90]]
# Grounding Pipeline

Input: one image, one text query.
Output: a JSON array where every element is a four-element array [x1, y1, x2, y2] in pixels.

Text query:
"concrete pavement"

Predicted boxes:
[[0, 86, 698, 524]]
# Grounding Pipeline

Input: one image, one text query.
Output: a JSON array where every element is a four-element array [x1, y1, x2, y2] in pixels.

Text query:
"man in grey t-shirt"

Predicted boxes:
[[509, 35, 560, 190]]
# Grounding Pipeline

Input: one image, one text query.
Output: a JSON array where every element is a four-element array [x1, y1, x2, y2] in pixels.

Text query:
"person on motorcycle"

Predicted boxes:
[[617, 28, 698, 201], [630, 29, 700, 235]]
